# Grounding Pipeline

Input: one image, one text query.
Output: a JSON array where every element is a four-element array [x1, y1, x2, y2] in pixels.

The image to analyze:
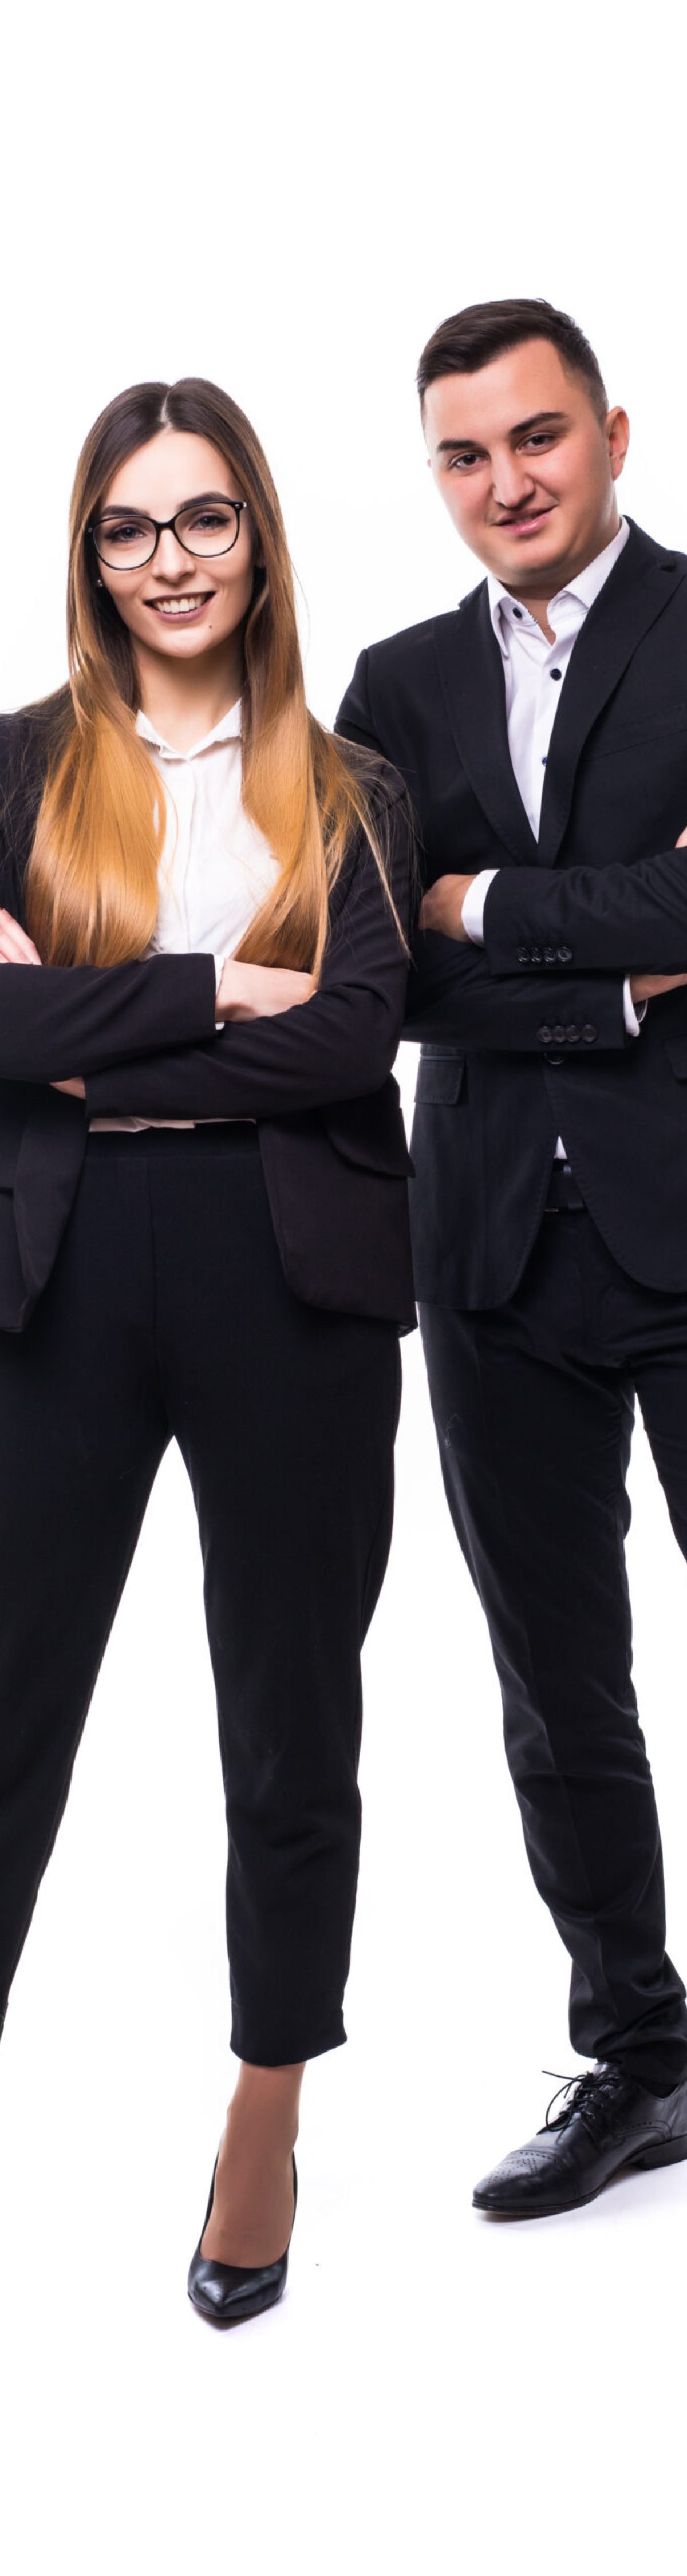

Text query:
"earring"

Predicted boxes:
[[96, 576, 104, 587]]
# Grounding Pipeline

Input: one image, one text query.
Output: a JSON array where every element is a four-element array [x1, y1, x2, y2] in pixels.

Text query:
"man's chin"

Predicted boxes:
[[491, 525, 564, 588]]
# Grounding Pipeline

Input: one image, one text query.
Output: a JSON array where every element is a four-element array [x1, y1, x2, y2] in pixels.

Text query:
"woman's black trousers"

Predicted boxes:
[[0, 1127, 400, 2064]]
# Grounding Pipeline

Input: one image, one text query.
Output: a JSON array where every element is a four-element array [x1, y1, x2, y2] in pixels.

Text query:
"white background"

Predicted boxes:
[[1, 6, 687, 2571]]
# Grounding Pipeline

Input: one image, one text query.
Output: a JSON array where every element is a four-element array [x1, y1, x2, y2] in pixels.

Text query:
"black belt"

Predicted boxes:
[[544, 1159, 586, 1212]]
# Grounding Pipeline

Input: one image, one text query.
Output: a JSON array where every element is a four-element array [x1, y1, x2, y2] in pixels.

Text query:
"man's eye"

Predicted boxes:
[[448, 452, 479, 471]]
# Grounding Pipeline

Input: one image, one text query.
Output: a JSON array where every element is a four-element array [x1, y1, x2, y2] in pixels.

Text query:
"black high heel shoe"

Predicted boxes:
[[187, 2153, 298, 2329]]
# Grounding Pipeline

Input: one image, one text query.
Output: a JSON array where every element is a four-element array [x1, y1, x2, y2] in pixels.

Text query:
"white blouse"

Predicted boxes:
[[90, 697, 279, 1133]]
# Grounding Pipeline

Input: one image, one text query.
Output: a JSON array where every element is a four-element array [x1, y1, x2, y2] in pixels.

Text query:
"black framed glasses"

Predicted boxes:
[[89, 494, 248, 571]]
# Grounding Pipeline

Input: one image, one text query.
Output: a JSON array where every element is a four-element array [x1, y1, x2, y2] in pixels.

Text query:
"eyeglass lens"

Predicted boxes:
[[92, 501, 242, 569]]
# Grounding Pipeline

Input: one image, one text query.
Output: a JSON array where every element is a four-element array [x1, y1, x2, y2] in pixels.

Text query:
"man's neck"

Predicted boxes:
[[500, 508, 623, 639]]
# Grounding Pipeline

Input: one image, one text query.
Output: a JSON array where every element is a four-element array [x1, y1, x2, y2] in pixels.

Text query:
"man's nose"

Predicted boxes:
[[491, 451, 538, 512]]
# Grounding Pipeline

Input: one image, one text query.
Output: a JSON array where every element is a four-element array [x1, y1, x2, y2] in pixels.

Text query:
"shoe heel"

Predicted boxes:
[[632, 2132, 687, 2170]]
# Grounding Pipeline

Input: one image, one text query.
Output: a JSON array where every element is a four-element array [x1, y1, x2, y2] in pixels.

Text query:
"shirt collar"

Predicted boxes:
[[135, 697, 242, 760], [487, 517, 629, 645]]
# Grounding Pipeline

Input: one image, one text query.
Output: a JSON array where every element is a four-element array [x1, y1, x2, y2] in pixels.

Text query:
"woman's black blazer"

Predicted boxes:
[[0, 708, 416, 1333]]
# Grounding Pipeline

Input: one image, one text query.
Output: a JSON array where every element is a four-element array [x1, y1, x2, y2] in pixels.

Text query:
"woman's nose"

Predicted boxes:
[[151, 529, 191, 580]]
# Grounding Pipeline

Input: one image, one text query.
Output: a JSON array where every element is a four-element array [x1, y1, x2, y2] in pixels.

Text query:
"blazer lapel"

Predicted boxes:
[[431, 586, 540, 866], [539, 521, 687, 862]]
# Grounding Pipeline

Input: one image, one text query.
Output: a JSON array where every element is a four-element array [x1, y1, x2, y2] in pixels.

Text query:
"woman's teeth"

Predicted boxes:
[[151, 596, 210, 617]]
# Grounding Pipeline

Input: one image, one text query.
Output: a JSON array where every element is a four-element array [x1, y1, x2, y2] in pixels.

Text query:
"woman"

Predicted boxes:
[[0, 377, 415, 2328]]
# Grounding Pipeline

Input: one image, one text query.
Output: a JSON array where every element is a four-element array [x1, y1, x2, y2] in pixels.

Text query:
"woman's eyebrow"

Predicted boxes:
[[98, 489, 235, 516]]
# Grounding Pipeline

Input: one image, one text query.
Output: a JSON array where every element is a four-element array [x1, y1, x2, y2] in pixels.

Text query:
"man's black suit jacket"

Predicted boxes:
[[336, 518, 687, 1307], [0, 707, 415, 1333]]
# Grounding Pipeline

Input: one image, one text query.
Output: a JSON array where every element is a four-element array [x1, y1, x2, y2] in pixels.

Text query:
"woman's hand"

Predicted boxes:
[[0, 910, 42, 965], [216, 961, 317, 1020]]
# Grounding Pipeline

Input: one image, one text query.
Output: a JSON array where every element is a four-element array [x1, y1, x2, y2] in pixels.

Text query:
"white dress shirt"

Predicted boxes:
[[460, 519, 639, 1158], [91, 698, 278, 1133]]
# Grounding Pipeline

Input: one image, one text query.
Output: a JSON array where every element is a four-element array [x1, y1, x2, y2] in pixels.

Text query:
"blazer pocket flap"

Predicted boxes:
[[415, 1053, 465, 1106], [0, 1106, 29, 1188], [665, 1037, 687, 1080], [325, 1088, 413, 1175]]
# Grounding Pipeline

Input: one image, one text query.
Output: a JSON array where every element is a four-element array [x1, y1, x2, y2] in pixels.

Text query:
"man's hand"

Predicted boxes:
[[0, 910, 41, 965], [629, 827, 687, 995], [418, 875, 477, 940], [51, 1077, 86, 1096], [630, 971, 687, 1003]]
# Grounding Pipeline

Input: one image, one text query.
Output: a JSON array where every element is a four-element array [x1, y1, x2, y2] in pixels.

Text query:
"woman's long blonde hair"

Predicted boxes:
[[26, 378, 400, 973]]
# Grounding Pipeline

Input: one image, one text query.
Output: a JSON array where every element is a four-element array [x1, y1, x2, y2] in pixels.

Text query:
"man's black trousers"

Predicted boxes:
[[0, 1126, 400, 2065], [421, 1198, 687, 2095]]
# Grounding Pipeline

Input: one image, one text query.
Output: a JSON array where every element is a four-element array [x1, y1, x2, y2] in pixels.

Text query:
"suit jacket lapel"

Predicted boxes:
[[431, 584, 540, 866], [539, 521, 687, 862]]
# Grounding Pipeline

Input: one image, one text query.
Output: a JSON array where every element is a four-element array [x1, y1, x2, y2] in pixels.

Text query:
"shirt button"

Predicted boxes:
[[582, 1024, 598, 1045], [550, 667, 562, 681], [513, 606, 524, 619], [557, 946, 573, 963]]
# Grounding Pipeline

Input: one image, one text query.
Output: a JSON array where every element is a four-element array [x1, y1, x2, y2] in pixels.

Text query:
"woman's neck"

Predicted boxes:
[[135, 633, 244, 753]]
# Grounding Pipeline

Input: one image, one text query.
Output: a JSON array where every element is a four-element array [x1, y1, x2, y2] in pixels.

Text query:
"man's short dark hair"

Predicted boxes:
[[417, 298, 608, 420]]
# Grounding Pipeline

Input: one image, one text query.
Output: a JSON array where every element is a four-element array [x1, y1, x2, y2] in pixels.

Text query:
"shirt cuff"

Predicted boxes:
[[623, 977, 646, 1037], [461, 868, 499, 944]]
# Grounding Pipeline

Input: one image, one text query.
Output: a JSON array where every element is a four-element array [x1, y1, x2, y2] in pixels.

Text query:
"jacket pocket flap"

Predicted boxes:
[[665, 1037, 687, 1080], [325, 1086, 413, 1175], [0, 1108, 29, 1188], [415, 1053, 465, 1106]]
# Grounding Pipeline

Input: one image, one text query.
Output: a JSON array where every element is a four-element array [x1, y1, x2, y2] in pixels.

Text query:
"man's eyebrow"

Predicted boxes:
[[436, 410, 569, 453]]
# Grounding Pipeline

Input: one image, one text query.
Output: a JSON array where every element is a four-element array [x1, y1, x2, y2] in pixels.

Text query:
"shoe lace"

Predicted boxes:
[[541, 2063, 629, 2145]]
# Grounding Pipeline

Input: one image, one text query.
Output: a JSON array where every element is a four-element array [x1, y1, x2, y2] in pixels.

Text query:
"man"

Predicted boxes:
[[336, 297, 687, 2218]]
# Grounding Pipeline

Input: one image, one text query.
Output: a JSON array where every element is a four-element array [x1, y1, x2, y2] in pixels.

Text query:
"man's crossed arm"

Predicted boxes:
[[420, 825, 687, 1009]]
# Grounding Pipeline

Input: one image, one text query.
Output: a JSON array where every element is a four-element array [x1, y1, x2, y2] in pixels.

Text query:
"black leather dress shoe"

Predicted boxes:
[[473, 2063, 687, 2219], [188, 2154, 298, 2326]]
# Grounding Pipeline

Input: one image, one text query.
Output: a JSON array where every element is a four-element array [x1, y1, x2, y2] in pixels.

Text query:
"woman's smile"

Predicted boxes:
[[145, 590, 216, 623]]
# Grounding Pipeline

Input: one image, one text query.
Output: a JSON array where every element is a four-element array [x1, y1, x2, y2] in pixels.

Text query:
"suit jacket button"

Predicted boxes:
[[537, 1025, 553, 1044], [552, 1025, 566, 1044], [565, 1025, 581, 1044], [544, 946, 558, 964], [517, 947, 531, 964], [557, 945, 573, 963], [582, 1024, 598, 1044], [531, 947, 543, 964]]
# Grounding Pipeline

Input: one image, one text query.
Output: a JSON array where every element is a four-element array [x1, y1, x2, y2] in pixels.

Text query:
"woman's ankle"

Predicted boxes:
[[224, 2060, 305, 2158]]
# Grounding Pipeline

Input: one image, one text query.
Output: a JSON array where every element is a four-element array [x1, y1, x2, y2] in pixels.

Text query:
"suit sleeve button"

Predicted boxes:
[[517, 947, 531, 964], [552, 1025, 566, 1044], [537, 1025, 553, 1044], [530, 947, 543, 964], [565, 1025, 581, 1044], [582, 1024, 598, 1044], [557, 945, 573, 963], [544, 946, 558, 965]]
